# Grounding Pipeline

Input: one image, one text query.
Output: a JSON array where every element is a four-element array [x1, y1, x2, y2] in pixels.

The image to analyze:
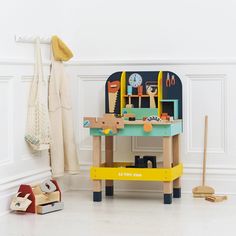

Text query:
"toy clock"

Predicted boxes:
[[128, 73, 142, 87]]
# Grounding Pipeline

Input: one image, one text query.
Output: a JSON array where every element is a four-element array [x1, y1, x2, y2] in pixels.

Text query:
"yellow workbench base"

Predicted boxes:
[[91, 162, 183, 182]]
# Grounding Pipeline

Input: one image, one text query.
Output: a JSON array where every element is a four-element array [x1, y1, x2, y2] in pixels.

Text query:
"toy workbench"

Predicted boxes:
[[83, 71, 183, 204]]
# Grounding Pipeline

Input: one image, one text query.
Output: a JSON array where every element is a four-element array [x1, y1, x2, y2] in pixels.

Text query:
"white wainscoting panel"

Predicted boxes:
[[186, 74, 226, 155], [132, 137, 163, 153], [0, 76, 14, 166], [78, 75, 107, 152]]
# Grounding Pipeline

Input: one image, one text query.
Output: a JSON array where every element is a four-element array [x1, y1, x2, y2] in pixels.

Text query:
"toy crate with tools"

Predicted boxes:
[[10, 179, 64, 214]]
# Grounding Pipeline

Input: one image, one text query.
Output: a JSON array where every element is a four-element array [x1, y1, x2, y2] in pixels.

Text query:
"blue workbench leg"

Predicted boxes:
[[105, 136, 114, 196], [163, 136, 173, 204], [93, 136, 102, 202], [173, 134, 181, 198]]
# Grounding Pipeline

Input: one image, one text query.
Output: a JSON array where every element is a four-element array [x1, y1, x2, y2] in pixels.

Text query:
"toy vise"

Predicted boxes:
[[83, 114, 124, 135]]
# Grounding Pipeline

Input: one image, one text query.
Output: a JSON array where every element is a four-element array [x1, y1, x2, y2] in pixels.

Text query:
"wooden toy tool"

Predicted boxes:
[[138, 86, 143, 108], [192, 115, 215, 197], [146, 85, 157, 108], [205, 195, 227, 203], [108, 81, 120, 113], [126, 85, 133, 108]]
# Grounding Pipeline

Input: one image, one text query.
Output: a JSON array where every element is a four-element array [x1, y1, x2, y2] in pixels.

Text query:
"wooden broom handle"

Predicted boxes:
[[202, 115, 208, 186]]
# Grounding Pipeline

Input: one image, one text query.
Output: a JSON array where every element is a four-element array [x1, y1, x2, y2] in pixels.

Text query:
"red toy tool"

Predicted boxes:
[[166, 73, 175, 87]]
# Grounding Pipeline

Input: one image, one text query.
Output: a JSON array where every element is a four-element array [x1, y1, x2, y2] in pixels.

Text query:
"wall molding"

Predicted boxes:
[[78, 74, 108, 151], [131, 137, 163, 153], [1, 58, 236, 67], [186, 74, 227, 155], [0, 76, 14, 166]]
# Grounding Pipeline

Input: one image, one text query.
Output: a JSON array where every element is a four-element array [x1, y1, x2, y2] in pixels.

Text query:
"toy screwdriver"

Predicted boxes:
[[126, 85, 133, 108], [138, 86, 143, 108]]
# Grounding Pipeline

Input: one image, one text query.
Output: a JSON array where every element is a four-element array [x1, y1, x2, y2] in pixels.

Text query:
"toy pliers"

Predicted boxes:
[[166, 73, 175, 87], [171, 75, 175, 86]]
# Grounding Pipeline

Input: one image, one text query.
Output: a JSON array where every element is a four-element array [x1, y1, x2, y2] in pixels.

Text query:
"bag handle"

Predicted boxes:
[[34, 37, 44, 82], [34, 37, 46, 103]]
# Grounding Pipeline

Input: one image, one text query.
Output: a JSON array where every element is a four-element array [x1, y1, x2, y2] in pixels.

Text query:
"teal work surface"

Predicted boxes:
[[122, 108, 158, 120], [90, 120, 183, 137]]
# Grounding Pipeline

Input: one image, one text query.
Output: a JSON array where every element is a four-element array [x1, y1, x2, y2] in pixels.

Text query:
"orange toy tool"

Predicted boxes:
[[143, 122, 153, 133], [138, 86, 143, 108]]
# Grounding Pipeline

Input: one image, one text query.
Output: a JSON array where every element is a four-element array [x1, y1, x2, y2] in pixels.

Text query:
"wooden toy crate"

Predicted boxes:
[[17, 179, 61, 214]]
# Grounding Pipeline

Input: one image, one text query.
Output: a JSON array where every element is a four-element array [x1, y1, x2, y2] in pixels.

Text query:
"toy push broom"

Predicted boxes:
[[192, 115, 215, 197]]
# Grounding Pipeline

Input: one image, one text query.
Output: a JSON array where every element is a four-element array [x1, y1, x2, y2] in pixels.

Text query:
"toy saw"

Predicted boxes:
[[108, 81, 120, 113]]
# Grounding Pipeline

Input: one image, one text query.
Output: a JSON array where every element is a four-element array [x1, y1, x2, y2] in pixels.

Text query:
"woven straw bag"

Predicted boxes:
[[24, 38, 51, 150]]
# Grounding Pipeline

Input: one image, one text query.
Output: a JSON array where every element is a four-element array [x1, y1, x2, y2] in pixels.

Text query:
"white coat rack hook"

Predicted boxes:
[[15, 35, 51, 44]]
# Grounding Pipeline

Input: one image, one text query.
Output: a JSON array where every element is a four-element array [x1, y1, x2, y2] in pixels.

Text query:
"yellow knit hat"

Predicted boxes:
[[51, 35, 73, 61]]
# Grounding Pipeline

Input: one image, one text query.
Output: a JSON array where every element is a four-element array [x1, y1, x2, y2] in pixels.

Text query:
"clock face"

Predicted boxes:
[[128, 73, 142, 88]]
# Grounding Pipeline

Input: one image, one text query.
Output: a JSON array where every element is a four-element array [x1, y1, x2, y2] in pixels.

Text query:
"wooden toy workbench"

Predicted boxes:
[[84, 71, 183, 204]]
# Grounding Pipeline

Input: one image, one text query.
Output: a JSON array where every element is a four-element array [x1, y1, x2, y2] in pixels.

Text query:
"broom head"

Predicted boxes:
[[192, 185, 215, 198]]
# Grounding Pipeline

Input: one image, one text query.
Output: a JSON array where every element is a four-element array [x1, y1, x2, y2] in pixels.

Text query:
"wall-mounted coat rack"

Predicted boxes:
[[15, 35, 51, 44]]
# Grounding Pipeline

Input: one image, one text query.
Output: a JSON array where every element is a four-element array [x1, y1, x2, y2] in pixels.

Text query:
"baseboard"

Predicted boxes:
[[0, 167, 51, 216], [69, 164, 236, 195]]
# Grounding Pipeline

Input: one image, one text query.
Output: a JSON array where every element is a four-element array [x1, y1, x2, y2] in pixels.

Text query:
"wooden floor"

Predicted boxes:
[[0, 191, 233, 236]]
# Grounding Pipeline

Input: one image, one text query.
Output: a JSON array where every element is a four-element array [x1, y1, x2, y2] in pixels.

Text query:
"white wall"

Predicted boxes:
[[0, 0, 236, 61], [1, 0, 236, 215]]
